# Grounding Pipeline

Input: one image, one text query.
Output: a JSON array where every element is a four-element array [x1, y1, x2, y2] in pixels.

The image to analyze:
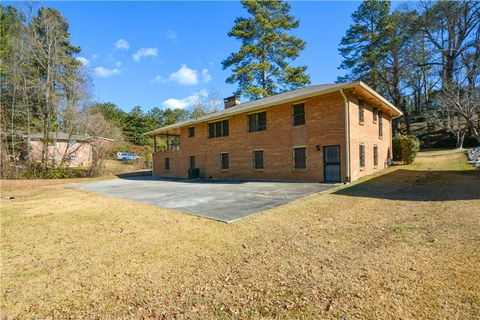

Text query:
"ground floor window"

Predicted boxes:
[[221, 152, 229, 170], [373, 145, 378, 167], [164, 157, 170, 170], [253, 150, 264, 170], [190, 155, 196, 169], [293, 146, 306, 170], [359, 144, 365, 169]]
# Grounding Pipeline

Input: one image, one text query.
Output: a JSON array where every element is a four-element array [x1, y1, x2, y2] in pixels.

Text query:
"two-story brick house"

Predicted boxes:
[[146, 81, 402, 182]]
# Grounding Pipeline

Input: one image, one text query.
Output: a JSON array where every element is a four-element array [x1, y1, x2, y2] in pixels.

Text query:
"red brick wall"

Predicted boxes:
[[152, 90, 394, 182], [153, 92, 348, 181], [347, 93, 393, 181]]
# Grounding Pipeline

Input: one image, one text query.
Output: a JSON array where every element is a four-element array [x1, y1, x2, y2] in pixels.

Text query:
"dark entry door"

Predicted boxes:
[[324, 145, 341, 182]]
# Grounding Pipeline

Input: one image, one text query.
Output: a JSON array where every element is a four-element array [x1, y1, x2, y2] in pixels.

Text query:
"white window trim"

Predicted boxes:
[[220, 152, 229, 171], [253, 149, 264, 171], [189, 154, 196, 169], [292, 102, 306, 127], [164, 157, 170, 170], [293, 145, 307, 171], [187, 126, 195, 137], [359, 143, 365, 171]]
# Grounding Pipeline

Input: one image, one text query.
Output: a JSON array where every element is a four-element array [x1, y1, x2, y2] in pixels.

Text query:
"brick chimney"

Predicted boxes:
[[223, 96, 240, 109]]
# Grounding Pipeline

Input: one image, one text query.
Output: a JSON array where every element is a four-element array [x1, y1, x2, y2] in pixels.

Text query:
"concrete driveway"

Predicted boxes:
[[68, 177, 336, 223]]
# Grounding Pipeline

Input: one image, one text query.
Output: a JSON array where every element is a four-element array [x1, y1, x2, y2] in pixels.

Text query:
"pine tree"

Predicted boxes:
[[222, 0, 310, 100], [337, 0, 392, 90]]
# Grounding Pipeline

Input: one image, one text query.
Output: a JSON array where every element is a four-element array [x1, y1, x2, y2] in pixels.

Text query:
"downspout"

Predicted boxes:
[[340, 89, 350, 182]]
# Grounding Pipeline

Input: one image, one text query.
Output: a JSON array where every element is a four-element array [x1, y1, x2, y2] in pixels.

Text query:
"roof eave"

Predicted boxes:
[[357, 81, 403, 118]]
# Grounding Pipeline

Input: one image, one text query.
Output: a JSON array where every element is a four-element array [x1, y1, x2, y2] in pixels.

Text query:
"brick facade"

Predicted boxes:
[[152, 88, 395, 182]]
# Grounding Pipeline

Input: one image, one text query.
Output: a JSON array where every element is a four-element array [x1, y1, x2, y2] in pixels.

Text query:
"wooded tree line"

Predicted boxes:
[[222, 0, 479, 148], [336, 0, 479, 148], [0, 4, 104, 175]]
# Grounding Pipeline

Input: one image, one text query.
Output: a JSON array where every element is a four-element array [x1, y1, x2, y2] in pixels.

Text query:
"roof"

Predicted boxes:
[[25, 132, 114, 142], [145, 81, 403, 136]]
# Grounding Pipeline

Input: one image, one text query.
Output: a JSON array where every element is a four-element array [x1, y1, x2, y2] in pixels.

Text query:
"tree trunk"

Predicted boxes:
[[456, 129, 466, 149]]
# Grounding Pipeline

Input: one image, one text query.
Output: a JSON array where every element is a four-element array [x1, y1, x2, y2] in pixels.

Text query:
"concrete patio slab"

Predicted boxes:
[[67, 177, 336, 222]]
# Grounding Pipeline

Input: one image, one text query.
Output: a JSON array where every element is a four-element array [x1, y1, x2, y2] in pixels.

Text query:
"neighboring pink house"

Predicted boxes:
[[27, 132, 114, 167]]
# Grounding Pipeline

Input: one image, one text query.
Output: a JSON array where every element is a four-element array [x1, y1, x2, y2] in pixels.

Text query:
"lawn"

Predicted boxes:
[[1, 149, 479, 319]]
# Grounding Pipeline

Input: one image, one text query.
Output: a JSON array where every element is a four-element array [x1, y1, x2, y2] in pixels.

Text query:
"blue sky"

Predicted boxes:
[[35, 1, 364, 112]]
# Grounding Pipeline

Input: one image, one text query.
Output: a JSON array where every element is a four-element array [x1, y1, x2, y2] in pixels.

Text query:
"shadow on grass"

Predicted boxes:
[[334, 169, 480, 201]]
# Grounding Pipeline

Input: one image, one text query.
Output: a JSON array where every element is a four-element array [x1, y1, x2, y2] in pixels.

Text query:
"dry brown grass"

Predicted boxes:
[[1, 149, 479, 319]]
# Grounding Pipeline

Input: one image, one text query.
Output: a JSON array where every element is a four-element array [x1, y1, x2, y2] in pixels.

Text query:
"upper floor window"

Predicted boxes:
[[293, 146, 307, 170], [378, 110, 383, 139], [248, 111, 267, 132], [69, 140, 77, 148], [188, 127, 195, 137], [292, 103, 305, 126], [359, 99, 365, 124], [373, 107, 378, 123], [208, 120, 229, 138]]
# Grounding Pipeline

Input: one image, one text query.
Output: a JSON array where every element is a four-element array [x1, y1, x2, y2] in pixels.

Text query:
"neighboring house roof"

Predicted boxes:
[[145, 81, 403, 136], [24, 132, 114, 142]]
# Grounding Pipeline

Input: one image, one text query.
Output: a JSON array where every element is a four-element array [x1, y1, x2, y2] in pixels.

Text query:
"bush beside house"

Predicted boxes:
[[393, 134, 421, 164]]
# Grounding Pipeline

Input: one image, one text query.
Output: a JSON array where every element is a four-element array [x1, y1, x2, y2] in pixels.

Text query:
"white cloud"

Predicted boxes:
[[201, 68, 212, 83], [164, 64, 212, 85], [114, 39, 130, 50], [169, 64, 199, 85], [76, 56, 90, 66], [132, 47, 158, 62], [162, 90, 208, 109], [151, 75, 166, 83], [166, 29, 178, 40], [115, 61, 122, 68], [94, 66, 121, 78]]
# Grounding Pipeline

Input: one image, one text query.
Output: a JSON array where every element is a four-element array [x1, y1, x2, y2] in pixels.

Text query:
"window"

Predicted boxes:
[[293, 147, 306, 170], [69, 140, 77, 148], [292, 103, 305, 126], [359, 99, 365, 124], [359, 144, 365, 169], [248, 111, 267, 132], [373, 145, 378, 167], [164, 157, 170, 170], [253, 150, 264, 170], [221, 152, 229, 170], [208, 120, 229, 138], [189, 155, 196, 169], [188, 127, 195, 137], [378, 110, 383, 139], [373, 107, 378, 123]]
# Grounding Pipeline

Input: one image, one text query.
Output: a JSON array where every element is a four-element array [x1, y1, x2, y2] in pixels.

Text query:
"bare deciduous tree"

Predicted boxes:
[[440, 84, 479, 148]]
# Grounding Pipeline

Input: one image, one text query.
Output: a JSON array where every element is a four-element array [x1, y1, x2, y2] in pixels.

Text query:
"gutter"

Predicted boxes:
[[340, 89, 350, 182]]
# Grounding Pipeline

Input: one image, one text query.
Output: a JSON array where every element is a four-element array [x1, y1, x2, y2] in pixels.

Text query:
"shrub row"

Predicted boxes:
[[23, 165, 92, 179], [393, 134, 420, 164]]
